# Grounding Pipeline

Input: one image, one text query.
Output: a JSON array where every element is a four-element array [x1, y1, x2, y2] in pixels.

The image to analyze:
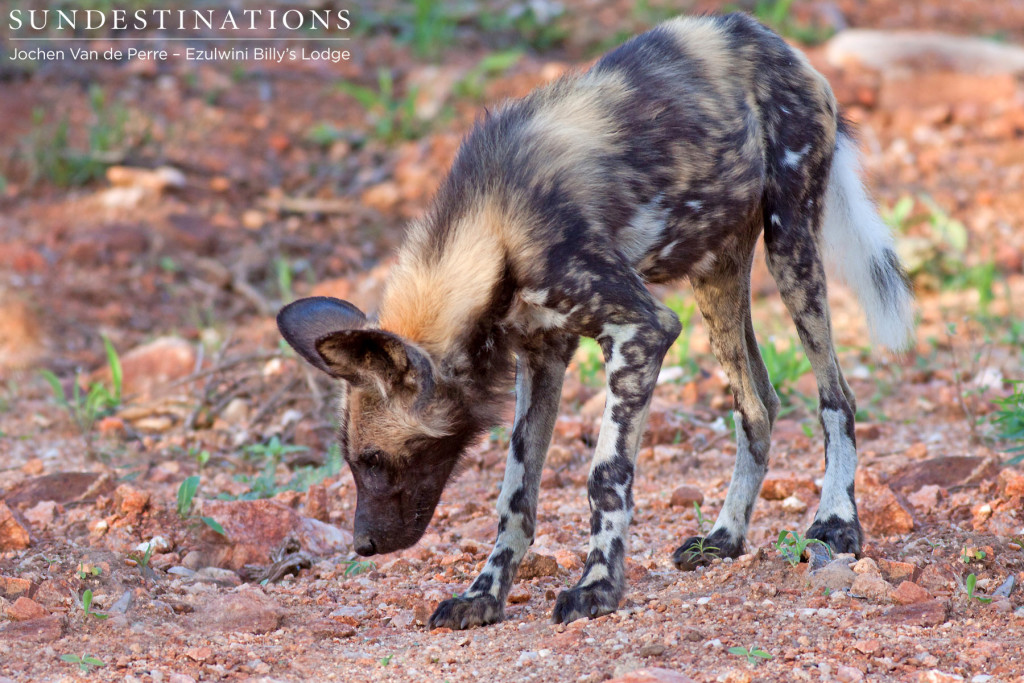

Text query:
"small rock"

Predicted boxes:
[[906, 484, 943, 510], [889, 456, 999, 494], [998, 468, 1024, 498], [190, 567, 241, 587], [855, 470, 914, 536], [0, 576, 32, 599], [0, 296, 45, 371], [882, 599, 949, 627], [195, 586, 282, 634], [852, 557, 880, 575], [94, 336, 197, 400], [546, 445, 573, 467], [517, 552, 559, 580], [854, 423, 880, 442], [837, 665, 865, 682], [508, 585, 531, 604], [810, 558, 857, 592], [22, 501, 58, 530], [917, 671, 966, 683], [2, 472, 108, 508], [0, 502, 30, 550], [197, 499, 352, 570], [8, 597, 47, 621], [760, 473, 816, 500], [605, 668, 696, 683], [638, 642, 667, 658], [892, 581, 932, 605], [309, 619, 356, 639], [553, 549, 583, 571], [878, 559, 917, 583], [852, 638, 880, 655], [850, 573, 894, 602], [329, 605, 368, 626], [669, 485, 704, 508], [993, 574, 1016, 598], [781, 494, 807, 513], [114, 484, 151, 517], [0, 614, 65, 642]]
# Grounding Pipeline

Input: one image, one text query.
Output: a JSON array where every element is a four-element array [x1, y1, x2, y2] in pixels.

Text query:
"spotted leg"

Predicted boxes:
[[674, 244, 779, 569], [429, 333, 577, 630], [552, 273, 681, 623], [765, 203, 862, 555]]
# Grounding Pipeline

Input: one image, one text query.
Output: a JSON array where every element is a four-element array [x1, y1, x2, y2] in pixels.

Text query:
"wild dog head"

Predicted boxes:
[[277, 296, 477, 556]]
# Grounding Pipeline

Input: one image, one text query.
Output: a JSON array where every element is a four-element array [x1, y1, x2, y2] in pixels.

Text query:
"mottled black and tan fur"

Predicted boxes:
[[278, 13, 914, 629]]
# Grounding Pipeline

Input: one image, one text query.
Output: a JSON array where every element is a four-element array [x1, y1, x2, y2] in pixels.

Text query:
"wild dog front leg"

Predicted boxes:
[[429, 334, 576, 630], [553, 303, 680, 623]]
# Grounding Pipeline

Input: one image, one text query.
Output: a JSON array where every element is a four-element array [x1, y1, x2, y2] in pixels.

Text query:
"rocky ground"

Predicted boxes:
[[1, 1, 1024, 681]]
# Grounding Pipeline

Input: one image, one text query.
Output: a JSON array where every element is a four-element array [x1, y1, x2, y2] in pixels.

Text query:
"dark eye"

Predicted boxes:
[[360, 449, 384, 470]]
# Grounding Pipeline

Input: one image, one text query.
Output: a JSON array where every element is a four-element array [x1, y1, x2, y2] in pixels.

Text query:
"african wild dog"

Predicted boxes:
[[277, 13, 914, 629]]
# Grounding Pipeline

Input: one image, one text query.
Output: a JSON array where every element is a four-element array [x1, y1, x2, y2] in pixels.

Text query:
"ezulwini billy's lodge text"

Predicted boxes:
[[9, 46, 351, 64]]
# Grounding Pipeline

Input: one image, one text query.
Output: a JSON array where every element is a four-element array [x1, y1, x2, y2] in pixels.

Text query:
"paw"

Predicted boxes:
[[806, 516, 862, 556], [428, 594, 503, 630], [551, 581, 620, 624], [672, 530, 744, 571]]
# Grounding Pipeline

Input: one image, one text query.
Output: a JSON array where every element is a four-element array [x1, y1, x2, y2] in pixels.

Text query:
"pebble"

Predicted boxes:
[[0, 502, 31, 550], [781, 494, 807, 513], [517, 552, 560, 579], [850, 573, 894, 602]]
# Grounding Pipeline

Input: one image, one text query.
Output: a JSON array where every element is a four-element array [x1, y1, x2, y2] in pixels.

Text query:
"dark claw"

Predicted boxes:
[[551, 581, 620, 624], [672, 531, 745, 571], [429, 594, 503, 630], [806, 516, 863, 557]]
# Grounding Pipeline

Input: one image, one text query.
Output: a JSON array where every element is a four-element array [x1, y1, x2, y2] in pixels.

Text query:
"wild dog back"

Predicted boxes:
[[277, 12, 913, 630]]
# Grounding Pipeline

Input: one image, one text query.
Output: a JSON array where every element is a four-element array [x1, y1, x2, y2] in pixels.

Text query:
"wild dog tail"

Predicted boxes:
[[821, 127, 915, 351]]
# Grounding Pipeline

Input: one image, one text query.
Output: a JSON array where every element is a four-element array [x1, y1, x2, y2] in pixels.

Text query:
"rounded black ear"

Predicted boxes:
[[316, 329, 435, 399], [277, 297, 367, 376]]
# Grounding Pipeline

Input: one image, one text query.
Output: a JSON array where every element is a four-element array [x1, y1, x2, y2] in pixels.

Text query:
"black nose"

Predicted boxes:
[[354, 534, 376, 556]]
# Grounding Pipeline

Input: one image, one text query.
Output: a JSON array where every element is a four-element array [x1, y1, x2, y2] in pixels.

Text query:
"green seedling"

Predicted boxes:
[[81, 589, 108, 620], [129, 543, 155, 572], [25, 85, 136, 187], [341, 560, 377, 577], [991, 380, 1024, 465], [76, 563, 101, 580], [454, 50, 523, 100], [380, 653, 394, 666], [663, 294, 700, 381], [337, 69, 422, 144], [964, 573, 992, 604], [682, 537, 720, 566], [775, 529, 832, 567], [728, 645, 773, 665], [693, 502, 711, 536], [176, 476, 226, 535], [40, 336, 122, 446], [760, 339, 813, 415], [229, 441, 343, 501], [60, 653, 105, 673], [576, 337, 605, 387], [960, 547, 986, 564]]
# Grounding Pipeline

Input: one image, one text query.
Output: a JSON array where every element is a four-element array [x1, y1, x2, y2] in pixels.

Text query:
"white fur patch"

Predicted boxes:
[[710, 413, 766, 540], [783, 143, 811, 168], [817, 408, 857, 522], [619, 195, 669, 265], [822, 134, 915, 350]]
